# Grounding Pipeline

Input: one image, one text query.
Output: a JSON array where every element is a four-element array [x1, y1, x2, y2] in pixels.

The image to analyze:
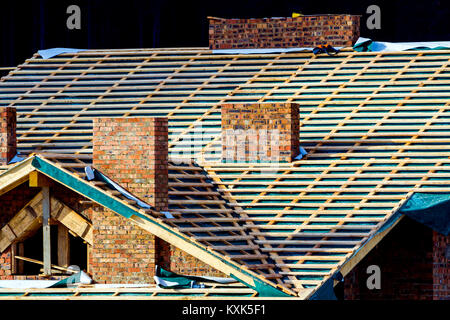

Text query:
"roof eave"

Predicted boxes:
[[0, 156, 35, 197]]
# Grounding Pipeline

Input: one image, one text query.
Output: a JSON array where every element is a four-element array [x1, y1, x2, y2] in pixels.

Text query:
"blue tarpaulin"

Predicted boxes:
[[38, 48, 85, 59], [398, 193, 450, 236], [7, 153, 26, 165], [295, 146, 308, 160]]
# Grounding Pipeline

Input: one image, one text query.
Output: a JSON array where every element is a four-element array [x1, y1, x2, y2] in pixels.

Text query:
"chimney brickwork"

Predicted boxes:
[[90, 117, 170, 283], [209, 15, 360, 49], [0, 107, 16, 166], [92, 117, 168, 209], [222, 103, 300, 163], [432, 231, 449, 300]]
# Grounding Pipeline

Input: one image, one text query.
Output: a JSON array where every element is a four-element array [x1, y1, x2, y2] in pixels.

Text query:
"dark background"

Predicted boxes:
[[1, 0, 449, 68]]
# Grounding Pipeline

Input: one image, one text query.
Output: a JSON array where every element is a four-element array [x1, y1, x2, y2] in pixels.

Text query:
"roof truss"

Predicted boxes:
[[0, 188, 94, 254]]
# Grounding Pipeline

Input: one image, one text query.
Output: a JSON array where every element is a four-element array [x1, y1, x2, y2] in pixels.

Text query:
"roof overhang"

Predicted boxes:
[[0, 157, 35, 197]]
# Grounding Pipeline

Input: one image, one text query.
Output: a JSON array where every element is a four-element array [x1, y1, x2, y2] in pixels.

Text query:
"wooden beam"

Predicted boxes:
[[29, 171, 53, 187], [17, 243, 24, 274], [42, 186, 51, 275], [0, 158, 34, 197], [57, 224, 70, 268], [0, 191, 93, 253], [11, 243, 25, 274], [10, 243, 18, 274], [14, 256, 76, 273], [0, 193, 42, 253], [51, 201, 93, 245]]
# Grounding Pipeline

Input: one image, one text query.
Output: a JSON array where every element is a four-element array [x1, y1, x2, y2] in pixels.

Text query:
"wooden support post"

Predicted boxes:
[[57, 224, 70, 268], [42, 186, 51, 275], [86, 245, 90, 274], [14, 256, 76, 274], [17, 243, 24, 274], [11, 243, 25, 274], [11, 243, 17, 274]]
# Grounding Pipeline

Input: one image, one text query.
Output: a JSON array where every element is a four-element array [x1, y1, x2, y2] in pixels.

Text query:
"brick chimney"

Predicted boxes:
[[209, 15, 360, 50], [0, 107, 16, 166], [222, 103, 299, 163], [90, 117, 170, 284]]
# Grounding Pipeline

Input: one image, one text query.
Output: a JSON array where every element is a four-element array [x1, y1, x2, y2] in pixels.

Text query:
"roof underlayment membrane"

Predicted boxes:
[[1, 44, 450, 298]]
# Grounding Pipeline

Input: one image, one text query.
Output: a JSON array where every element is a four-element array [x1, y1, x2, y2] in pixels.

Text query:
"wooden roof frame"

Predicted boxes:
[[0, 154, 416, 299], [0, 155, 293, 297], [0, 190, 93, 253], [2, 47, 450, 298]]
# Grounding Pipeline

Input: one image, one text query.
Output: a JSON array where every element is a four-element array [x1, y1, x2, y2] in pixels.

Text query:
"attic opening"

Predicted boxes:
[[0, 174, 93, 278], [13, 224, 87, 275]]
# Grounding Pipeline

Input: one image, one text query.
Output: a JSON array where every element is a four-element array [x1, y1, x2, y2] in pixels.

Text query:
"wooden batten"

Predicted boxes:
[[2, 48, 450, 296]]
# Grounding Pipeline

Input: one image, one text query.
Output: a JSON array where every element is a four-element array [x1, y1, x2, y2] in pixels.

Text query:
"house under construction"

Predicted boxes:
[[0, 14, 448, 300]]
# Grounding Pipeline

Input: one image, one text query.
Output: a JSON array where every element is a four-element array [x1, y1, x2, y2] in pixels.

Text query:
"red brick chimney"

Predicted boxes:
[[209, 15, 360, 50], [90, 117, 170, 284], [0, 107, 17, 166], [221, 103, 299, 163]]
